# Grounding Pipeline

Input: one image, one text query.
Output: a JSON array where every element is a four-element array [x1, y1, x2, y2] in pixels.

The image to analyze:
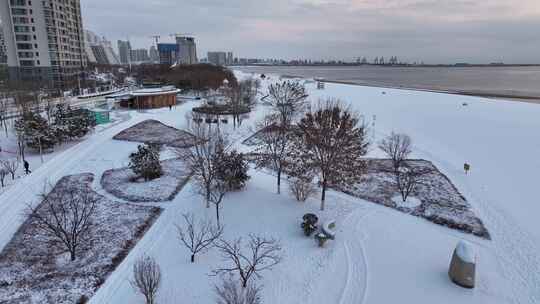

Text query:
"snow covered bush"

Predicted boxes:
[[301, 213, 318, 236], [216, 149, 250, 191], [129, 144, 163, 181], [289, 175, 317, 202], [131, 255, 162, 304], [15, 111, 56, 152], [52, 104, 95, 143], [215, 275, 262, 304]]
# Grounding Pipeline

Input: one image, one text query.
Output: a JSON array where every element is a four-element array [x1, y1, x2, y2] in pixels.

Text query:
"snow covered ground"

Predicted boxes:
[[0, 71, 539, 303], [0, 173, 160, 303], [101, 158, 191, 202]]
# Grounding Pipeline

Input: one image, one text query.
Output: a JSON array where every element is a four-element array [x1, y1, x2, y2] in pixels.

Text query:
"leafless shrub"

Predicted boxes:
[[396, 164, 431, 202], [213, 235, 282, 288], [215, 275, 262, 304], [379, 132, 412, 173], [26, 187, 98, 261], [176, 213, 224, 263], [131, 255, 162, 304], [289, 176, 317, 202], [2, 158, 20, 180]]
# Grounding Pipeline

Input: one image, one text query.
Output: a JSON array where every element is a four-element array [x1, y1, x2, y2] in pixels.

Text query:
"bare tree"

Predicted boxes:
[[215, 275, 262, 304], [379, 132, 412, 173], [176, 213, 224, 263], [0, 168, 7, 187], [178, 121, 227, 209], [131, 255, 162, 304], [396, 164, 431, 202], [213, 235, 282, 288], [26, 187, 98, 261], [2, 158, 20, 180], [292, 99, 370, 210], [209, 170, 229, 229], [265, 80, 308, 126], [253, 114, 292, 194]]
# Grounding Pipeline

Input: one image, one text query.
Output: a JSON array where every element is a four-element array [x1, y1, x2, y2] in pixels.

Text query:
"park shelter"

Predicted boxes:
[[117, 86, 180, 109]]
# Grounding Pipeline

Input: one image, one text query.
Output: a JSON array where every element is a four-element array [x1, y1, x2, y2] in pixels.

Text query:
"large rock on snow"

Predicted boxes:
[[448, 241, 476, 288]]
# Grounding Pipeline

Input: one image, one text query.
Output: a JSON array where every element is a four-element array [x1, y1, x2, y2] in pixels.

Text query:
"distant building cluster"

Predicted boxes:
[[84, 30, 120, 65], [207, 51, 233, 66], [157, 36, 198, 66]]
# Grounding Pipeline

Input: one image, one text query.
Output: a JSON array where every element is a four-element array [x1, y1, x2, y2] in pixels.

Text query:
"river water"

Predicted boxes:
[[234, 65, 540, 101]]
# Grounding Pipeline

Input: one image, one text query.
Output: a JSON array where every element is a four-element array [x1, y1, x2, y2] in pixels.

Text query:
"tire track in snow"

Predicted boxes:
[[413, 146, 540, 304]]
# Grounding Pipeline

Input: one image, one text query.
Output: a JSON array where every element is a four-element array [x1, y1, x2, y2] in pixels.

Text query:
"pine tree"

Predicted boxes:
[[129, 144, 163, 181], [53, 104, 95, 142], [15, 111, 56, 152], [216, 149, 250, 191]]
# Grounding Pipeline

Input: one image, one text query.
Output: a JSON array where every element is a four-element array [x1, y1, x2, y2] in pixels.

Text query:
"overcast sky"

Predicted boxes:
[[81, 0, 540, 64]]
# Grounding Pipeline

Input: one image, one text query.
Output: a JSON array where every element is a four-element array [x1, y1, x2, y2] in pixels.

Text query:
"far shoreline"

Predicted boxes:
[[272, 74, 540, 105], [316, 79, 540, 105]]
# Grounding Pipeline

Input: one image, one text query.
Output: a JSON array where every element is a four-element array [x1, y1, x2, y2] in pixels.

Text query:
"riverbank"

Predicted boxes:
[[317, 79, 540, 104], [235, 65, 540, 105]]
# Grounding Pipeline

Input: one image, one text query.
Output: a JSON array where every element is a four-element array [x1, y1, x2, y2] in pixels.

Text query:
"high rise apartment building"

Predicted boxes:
[[0, 0, 86, 88]]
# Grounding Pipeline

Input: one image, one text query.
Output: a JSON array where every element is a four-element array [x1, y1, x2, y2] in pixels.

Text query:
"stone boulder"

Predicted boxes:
[[448, 241, 476, 288]]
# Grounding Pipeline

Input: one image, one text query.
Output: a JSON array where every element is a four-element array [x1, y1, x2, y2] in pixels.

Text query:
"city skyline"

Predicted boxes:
[[80, 0, 540, 64]]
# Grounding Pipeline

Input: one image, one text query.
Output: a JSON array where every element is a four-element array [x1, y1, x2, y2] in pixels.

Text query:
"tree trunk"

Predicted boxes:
[[320, 179, 327, 211], [206, 188, 210, 208], [70, 250, 76, 261], [38, 137, 44, 164], [191, 254, 195, 263], [215, 204, 221, 228], [277, 169, 281, 194]]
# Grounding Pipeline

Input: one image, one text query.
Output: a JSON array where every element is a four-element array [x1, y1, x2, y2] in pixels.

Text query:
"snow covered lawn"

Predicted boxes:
[[101, 158, 191, 202], [0, 173, 161, 303], [112, 119, 197, 148], [339, 159, 490, 239]]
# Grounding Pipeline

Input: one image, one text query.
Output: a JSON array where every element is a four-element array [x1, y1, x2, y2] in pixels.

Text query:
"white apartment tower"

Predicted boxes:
[[0, 0, 86, 89]]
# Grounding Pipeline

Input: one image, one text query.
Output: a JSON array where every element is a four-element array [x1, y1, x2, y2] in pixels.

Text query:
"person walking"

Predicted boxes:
[[24, 160, 31, 174]]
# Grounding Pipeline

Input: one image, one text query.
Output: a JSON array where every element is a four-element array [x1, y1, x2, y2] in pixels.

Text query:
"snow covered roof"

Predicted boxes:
[[131, 86, 180, 97]]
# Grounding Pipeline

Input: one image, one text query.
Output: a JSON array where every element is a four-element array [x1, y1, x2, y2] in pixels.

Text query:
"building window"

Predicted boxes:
[[11, 8, 27, 15], [10, 0, 26, 6]]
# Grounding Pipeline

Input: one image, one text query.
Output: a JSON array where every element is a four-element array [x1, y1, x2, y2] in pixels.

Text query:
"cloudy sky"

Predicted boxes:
[[81, 0, 540, 64]]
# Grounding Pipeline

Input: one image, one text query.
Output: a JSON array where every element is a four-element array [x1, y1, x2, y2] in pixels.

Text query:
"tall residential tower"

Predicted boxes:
[[0, 0, 86, 89]]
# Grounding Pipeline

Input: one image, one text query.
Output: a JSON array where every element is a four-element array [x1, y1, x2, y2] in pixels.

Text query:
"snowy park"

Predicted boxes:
[[0, 71, 539, 303]]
